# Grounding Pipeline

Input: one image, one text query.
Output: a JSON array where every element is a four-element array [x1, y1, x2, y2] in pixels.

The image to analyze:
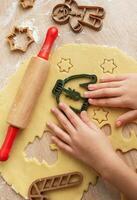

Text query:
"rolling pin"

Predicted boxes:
[[0, 27, 58, 161]]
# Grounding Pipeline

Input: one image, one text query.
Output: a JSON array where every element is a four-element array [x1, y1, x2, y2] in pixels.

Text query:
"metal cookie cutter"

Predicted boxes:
[[52, 74, 97, 113], [52, 0, 105, 33], [7, 26, 34, 52], [28, 172, 83, 200]]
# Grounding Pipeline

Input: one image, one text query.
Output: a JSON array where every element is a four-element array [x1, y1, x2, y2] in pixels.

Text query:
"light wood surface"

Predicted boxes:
[[0, 0, 137, 200]]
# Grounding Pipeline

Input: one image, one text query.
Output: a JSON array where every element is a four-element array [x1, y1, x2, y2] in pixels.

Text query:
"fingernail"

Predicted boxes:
[[46, 122, 51, 126], [88, 99, 93, 104], [81, 110, 86, 114], [84, 92, 89, 97], [46, 122, 49, 126], [99, 78, 104, 82], [51, 136, 55, 140], [59, 102, 64, 107], [51, 107, 56, 112], [116, 120, 122, 127], [88, 85, 95, 90], [51, 108, 54, 112], [81, 111, 87, 117]]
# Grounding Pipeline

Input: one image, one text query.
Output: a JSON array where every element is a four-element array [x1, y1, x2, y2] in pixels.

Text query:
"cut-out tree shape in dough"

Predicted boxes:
[[100, 59, 117, 74], [93, 108, 109, 124], [57, 58, 73, 72], [0, 45, 137, 200], [25, 131, 57, 165]]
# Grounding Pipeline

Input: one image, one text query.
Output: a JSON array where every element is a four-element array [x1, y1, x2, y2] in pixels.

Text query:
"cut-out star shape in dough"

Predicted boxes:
[[57, 58, 73, 73], [93, 108, 109, 124], [100, 59, 117, 73]]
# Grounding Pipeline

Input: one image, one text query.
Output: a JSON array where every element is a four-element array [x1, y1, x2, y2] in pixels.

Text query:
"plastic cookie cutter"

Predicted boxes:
[[28, 172, 83, 200], [7, 26, 34, 52], [52, 0, 105, 33], [52, 74, 97, 113], [20, 0, 35, 8]]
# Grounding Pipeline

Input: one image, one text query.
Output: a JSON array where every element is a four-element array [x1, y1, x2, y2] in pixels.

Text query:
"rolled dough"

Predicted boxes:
[[0, 44, 137, 199]]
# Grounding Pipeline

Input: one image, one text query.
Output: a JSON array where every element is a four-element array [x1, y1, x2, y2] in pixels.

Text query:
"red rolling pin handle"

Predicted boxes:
[[38, 27, 58, 60], [0, 27, 58, 161], [0, 126, 20, 161]]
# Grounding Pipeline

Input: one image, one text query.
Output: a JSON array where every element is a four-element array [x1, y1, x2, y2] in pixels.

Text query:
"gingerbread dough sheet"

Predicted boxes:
[[0, 44, 137, 200]]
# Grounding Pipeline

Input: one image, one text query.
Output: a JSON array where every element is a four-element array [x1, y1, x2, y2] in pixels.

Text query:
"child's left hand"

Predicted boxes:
[[47, 103, 116, 176], [84, 74, 137, 127]]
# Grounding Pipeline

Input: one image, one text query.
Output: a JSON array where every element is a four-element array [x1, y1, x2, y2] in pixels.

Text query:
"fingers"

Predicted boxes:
[[88, 97, 122, 108], [59, 103, 83, 128], [116, 110, 137, 127], [100, 75, 127, 83], [80, 111, 97, 129], [51, 107, 75, 134], [47, 122, 72, 145], [51, 136, 73, 155], [88, 81, 122, 91], [84, 88, 122, 99]]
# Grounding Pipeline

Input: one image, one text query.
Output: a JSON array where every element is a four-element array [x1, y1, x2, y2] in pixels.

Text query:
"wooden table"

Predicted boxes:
[[0, 0, 137, 199]]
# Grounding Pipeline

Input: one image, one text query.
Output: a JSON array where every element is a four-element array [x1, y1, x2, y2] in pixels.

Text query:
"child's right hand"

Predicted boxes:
[[84, 74, 137, 127], [47, 103, 116, 176], [47, 103, 137, 200]]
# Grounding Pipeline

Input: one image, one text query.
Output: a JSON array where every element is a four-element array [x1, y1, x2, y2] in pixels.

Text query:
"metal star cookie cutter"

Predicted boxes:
[[52, 74, 97, 113], [20, 0, 35, 9], [52, 0, 105, 33], [7, 26, 35, 52]]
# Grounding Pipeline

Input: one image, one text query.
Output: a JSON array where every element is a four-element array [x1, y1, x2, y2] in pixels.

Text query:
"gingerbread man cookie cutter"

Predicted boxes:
[[28, 172, 83, 200], [52, 0, 105, 33], [7, 26, 35, 52], [20, 0, 35, 9]]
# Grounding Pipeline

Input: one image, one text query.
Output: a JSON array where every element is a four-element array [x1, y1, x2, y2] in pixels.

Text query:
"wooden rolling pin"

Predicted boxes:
[[0, 27, 58, 161]]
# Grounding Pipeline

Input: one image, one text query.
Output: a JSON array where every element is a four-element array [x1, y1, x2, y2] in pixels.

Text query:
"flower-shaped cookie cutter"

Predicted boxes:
[[20, 0, 35, 9], [52, 0, 105, 33], [7, 26, 35, 52]]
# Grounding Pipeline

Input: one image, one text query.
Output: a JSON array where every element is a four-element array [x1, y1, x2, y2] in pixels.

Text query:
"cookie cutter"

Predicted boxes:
[[52, 74, 97, 113], [7, 26, 34, 52], [52, 0, 105, 33], [20, 0, 35, 9], [28, 171, 83, 200]]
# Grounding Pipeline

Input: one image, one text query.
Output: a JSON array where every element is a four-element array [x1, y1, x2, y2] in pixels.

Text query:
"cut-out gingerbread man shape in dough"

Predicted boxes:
[[0, 45, 137, 200]]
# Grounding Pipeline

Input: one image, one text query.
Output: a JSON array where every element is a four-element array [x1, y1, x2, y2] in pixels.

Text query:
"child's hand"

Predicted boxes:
[[47, 103, 137, 200], [84, 74, 137, 127], [47, 103, 116, 175]]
